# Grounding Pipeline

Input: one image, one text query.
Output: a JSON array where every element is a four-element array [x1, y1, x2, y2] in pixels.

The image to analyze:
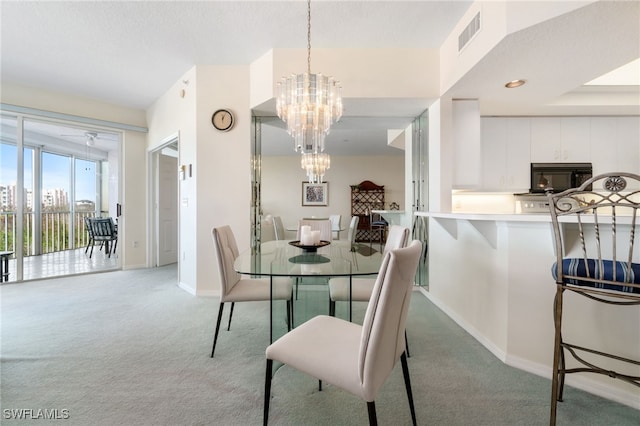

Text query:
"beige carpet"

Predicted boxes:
[[1, 265, 638, 425]]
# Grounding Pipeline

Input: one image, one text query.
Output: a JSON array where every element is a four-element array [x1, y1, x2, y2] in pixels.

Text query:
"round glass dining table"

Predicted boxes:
[[234, 240, 383, 342]]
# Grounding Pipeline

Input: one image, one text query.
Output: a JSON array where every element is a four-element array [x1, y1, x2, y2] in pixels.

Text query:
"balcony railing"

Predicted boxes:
[[0, 211, 98, 256]]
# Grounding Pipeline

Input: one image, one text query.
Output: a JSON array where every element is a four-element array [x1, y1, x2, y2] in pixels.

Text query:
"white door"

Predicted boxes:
[[157, 152, 178, 266]]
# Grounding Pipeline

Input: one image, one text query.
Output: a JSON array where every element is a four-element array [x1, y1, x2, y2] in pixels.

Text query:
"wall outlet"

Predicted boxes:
[[132, 241, 138, 248]]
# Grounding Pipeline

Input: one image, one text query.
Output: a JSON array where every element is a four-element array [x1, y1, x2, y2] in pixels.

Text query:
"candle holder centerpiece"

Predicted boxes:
[[289, 240, 330, 253], [293, 224, 330, 252]]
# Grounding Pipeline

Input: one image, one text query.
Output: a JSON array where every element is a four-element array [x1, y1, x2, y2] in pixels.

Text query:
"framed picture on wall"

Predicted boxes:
[[302, 182, 328, 206]]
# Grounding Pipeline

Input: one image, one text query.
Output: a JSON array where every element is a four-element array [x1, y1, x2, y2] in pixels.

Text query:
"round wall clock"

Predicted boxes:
[[211, 109, 234, 131]]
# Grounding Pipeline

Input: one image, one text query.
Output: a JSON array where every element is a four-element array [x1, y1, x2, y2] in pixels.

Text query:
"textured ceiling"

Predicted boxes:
[[0, 1, 471, 110], [1, 1, 638, 157]]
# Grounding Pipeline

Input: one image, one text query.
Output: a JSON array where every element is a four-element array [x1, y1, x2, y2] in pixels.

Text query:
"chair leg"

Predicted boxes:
[[318, 380, 322, 391], [558, 342, 566, 401], [264, 359, 273, 426], [405, 330, 411, 358], [367, 401, 377, 426], [227, 302, 235, 331], [401, 352, 417, 426], [329, 300, 335, 317], [286, 300, 292, 331], [550, 288, 564, 426], [211, 302, 225, 358], [89, 241, 94, 258]]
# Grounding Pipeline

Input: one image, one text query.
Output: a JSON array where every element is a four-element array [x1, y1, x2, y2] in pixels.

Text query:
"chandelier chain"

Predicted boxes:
[[307, 0, 311, 75], [276, 0, 342, 158]]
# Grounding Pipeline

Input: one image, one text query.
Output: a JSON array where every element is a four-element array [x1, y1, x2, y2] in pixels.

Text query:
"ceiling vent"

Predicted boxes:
[[458, 11, 481, 53]]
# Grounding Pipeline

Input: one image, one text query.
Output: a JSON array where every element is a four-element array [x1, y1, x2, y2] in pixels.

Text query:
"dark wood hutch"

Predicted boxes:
[[350, 180, 385, 243]]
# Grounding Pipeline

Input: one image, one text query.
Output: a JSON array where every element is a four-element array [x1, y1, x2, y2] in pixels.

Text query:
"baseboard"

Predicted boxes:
[[419, 288, 640, 411], [177, 281, 196, 295], [419, 289, 507, 362], [506, 353, 640, 410], [121, 263, 147, 270]]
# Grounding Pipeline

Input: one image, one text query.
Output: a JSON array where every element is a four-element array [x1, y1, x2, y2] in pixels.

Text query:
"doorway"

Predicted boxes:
[[150, 138, 179, 267]]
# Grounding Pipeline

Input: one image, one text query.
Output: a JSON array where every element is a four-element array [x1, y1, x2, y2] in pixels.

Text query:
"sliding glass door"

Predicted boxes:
[[0, 114, 119, 282]]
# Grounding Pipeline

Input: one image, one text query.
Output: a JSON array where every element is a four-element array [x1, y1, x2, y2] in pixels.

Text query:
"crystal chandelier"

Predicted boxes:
[[276, 0, 342, 154], [301, 152, 330, 184]]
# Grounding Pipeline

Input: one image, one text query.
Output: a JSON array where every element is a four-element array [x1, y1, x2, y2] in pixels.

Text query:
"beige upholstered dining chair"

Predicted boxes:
[[328, 225, 409, 316], [210, 226, 293, 358], [328, 225, 411, 355], [346, 215, 359, 247], [329, 214, 342, 240], [264, 240, 422, 426], [272, 216, 285, 240], [296, 219, 332, 242]]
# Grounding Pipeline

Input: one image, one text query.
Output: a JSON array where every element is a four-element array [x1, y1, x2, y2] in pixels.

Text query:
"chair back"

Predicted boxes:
[[329, 214, 342, 240], [91, 218, 117, 240], [212, 226, 241, 300], [347, 216, 359, 245], [370, 212, 388, 229], [273, 216, 285, 240], [296, 219, 332, 242], [84, 217, 95, 238], [383, 225, 409, 254], [358, 240, 422, 400], [548, 172, 640, 298]]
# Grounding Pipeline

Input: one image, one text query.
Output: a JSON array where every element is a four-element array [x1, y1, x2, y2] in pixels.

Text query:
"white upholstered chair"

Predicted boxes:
[[264, 241, 422, 426], [328, 225, 409, 316], [272, 216, 285, 240], [210, 226, 293, 358], [346, 215, 359, 248], [329, 225, 411, 355], [329, 214, 342, 240], [296, 219, 332, 242]]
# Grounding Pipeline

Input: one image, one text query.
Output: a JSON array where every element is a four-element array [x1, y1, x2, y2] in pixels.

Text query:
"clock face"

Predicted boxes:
[[212, 109, 234, 131]]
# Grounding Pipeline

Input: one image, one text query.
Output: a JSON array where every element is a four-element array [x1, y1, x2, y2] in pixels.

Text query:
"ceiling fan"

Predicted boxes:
[[60, 131, 114, 146]]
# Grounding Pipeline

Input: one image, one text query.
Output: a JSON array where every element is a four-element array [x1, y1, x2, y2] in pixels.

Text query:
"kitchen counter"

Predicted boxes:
[[419, 210, 639, 408], [371, 210, 408, 226], [417, 211, 551, 222]]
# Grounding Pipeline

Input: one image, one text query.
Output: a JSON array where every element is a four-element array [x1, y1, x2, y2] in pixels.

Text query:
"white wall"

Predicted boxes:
[[146, 65, 252, 296], [146, 67, 197, 291], [427, 216, 640, 408], [195, 65, 252, 296], [261, 155, 405, 240]]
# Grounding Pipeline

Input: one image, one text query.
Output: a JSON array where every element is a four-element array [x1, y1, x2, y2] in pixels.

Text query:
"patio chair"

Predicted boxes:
[[88, 217, 118, 258]]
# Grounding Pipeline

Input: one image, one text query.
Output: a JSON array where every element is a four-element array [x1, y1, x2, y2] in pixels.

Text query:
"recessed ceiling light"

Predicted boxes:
[[505, 79, 526, 88]]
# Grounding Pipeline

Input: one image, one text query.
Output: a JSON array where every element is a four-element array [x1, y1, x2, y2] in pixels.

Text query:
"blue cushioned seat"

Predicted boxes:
[[552, 258, 640, 294]]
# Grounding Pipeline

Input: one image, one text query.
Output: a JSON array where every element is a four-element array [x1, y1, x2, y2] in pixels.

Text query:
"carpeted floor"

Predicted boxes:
[[1, 265, 638, 425]]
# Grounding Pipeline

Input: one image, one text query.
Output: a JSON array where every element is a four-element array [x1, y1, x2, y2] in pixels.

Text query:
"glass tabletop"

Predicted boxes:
[[235, 240, 384, 344], [234, 240, 383, 278]]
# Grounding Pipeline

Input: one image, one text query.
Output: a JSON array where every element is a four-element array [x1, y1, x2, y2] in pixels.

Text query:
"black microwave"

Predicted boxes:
[[530, 163, 592, 193]]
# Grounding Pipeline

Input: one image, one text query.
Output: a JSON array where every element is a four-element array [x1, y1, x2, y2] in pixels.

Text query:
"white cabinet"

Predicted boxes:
[[452, 100, 481, 188], [530, 117, 590, 162], [590, 117, 640, 188], [615, 117, 640, 176], [481, 117, 531, 191]]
